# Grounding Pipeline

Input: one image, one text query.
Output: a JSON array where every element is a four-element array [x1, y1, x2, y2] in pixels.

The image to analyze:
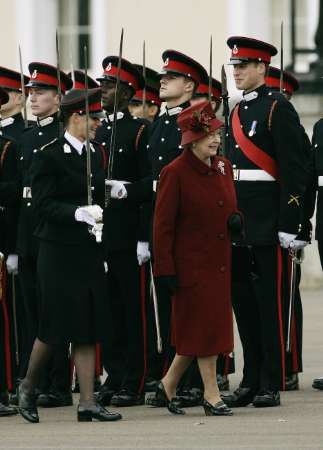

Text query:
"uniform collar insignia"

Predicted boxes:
[[166, 106, 183, 117], [243, 90, 259, 102], [107, 111, 124, 122], [63, 143, 71, 153], [0, 117, 15, 127], [37, 116, 54, 127]]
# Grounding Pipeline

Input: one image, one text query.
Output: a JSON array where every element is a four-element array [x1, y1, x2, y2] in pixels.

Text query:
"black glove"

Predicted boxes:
[[228, 213, 245, 242], [155, 275, 177, 296]]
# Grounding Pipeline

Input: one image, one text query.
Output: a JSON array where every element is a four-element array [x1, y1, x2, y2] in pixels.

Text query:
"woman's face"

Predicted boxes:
[[193, 129, 222, 159]]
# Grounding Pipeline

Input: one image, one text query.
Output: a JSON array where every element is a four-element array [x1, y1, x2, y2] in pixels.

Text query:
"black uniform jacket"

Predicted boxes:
[[0, 113, 33, 143], [0, 135, 20, 254], [95, 109, 150, 252], [17, 113, 61, 257], [227, 84, 308, 245], [31, 136, 105, 245], [312, 118, 323, 240]]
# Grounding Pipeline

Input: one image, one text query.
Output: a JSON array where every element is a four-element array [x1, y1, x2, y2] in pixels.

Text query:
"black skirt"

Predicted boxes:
[[37, 237, 108, 345]]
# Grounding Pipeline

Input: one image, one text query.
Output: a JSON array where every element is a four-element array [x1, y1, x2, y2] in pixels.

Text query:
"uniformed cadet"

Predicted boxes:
[[18, 88, 122, 424], [223, 36, 308, 408], [129, 65, 161, 122], [17, 62, 73, 408], [95, 56, 151, 407], [68, 70, 99, 90], [266, 67, 315, 391], [0, 87, 19, 417], [191, 74, 222, 113]]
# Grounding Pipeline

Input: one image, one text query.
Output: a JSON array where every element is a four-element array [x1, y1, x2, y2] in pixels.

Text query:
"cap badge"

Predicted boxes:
[[31, 70, 38, 79], [106, 62, 112, 72], [233, 45, 239, 55], [164, 57, 169, 67]]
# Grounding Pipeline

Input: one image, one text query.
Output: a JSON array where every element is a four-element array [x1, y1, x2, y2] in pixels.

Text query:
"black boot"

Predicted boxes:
[[18, 384, 39, 423]]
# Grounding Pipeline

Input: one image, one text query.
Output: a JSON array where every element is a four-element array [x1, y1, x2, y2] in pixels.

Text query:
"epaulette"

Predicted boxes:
[[39, 137, 58, 151]]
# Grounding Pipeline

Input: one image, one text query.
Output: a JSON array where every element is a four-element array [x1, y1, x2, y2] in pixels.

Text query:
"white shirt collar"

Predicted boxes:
[[1, 117, 15, 128], [64, 131, 84, 155], [166, 106, 183, 117], [243, 90, 259, 102]]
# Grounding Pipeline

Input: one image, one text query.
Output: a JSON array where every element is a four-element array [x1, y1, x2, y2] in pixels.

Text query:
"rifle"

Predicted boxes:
[[105, 28, 124, 207]]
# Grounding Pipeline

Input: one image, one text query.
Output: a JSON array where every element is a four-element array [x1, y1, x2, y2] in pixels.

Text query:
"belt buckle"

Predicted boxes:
[[233, 168, 240, 181]]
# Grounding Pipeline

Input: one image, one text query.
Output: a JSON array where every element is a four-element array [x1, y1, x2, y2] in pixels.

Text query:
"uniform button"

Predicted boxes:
[[268, 92, 272, 96], [226, 133, 229, 137], [33, 149, 37, 153], [218, 200, 224, 207], [91, 187, 95, 191], [218, 233, 225, 239], [146, 144, 150, 149], [119, 148, 123, 152], [244, 106, 248, 110], [107, 126, 111, 130], [240, 125, 243, 128], [161, 138, 165, 142], [102, 142, 106, 146], [232, 164, 236, 168], [38, 131, 43, 136], [220, 265, 226, 272], [235, 144, 239, 148], [165, 120, 170, 124], [27, 202, 31, 207], [315, 144, 318, 148], [20, 156, 23, 160], [177, 128, 181, 131], [158, 156, 163, 160], [178, 145, 183, 149]]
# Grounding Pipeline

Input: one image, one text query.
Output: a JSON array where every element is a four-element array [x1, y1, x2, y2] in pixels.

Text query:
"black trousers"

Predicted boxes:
[[232, 245, 286, 391], [18, 254, 71, 393], [102, 250, 147, 393]]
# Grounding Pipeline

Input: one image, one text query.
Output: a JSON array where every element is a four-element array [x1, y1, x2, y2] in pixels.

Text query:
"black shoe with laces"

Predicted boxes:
[[253, 390, 280, 407], [222, 386, 257, 408], [37, 390, 73, 408], [110, 389, 145, 407], [176, 388, 203, 407]]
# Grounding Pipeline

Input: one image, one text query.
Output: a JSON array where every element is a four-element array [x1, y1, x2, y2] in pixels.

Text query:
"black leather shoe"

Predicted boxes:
[[312, 377, 323, 390], [96, 386, 116, 406], [0, 402, 18, 417], [222, 386, 256, 408], [18, 384, 39, 423], [110, 389, 145, 407], [217, 374, 230, 391], [253, 390, 280, 407], [147, 382, 185, 415], [77, 404, 122, 422], [203, 399, 233, 416], [176, 388, 203, 407], [285, 374, 299, 391], [37, 390, 73, 408], [144, 378, 159, 393]]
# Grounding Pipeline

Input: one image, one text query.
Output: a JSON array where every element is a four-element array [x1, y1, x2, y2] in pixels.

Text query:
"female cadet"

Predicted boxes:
[[18, 88, 122, 423], [153, 101, 242, 416]]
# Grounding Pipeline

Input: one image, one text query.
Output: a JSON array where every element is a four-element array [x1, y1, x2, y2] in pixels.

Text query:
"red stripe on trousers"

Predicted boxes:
[[138, 265, 148, 393], [277, 246, 286, 390]]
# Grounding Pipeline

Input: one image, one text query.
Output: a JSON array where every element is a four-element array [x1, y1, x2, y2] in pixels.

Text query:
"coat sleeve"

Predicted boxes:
[[31, 149, 78, 224], [271, 99, 308, 234], [153, 165, 180, 276], [0, 140, 21, 206]]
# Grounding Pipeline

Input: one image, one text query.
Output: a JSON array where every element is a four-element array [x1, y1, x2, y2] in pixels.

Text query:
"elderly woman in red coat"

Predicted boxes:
[[153, 101, 242, 416]]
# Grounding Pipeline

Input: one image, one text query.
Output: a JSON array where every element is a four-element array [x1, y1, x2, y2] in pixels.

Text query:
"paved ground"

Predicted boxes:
[[2, 287, 323, 450]]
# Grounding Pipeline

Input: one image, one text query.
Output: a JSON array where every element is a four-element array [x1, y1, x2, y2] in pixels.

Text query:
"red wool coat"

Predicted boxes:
[[153, 149, 238, 356]]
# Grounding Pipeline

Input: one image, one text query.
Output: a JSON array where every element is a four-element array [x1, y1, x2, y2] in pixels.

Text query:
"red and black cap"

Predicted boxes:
[[97, 56, 144, 93], [194, 74, 222, 102], [26, 62, 73, 93], [68, 70, 99, 90], [160, 50, 207, 85], [0, 66, 29, 91], [227, 36, 277, 65], [131, 65, 161, 106], [177, 100, 223, 146], [60, 88, 104, 119], [0, 87, 9, 106], [265, 66, 299, 95]]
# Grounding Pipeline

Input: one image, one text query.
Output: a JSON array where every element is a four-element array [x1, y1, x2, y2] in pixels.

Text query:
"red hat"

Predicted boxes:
[[177, 101, 223, 146], [227, 36, 277, 65], [97, 56, 144, 94], [194, 75, 222, 102], [26, 62, 73, 94], [68, 70, 99, 90], [0, 66, 29, 91], [160, 50, 207, 85], [0, 87, 9, 106], [266, 66, 299, 95]]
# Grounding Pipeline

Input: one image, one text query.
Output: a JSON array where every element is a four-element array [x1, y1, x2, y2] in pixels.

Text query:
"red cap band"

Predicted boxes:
[[74, 80, 85, 89], [135, 89, 161, 105], [231, 46, 271, 63], [196, 83, 221, 100], [162, 59, 201, 83], [0, 77, 21, 90], [103, 65, 139, 90], [70, 101, 102, 113], [266, 76, 294, 94], [30, 71, 67, 92]]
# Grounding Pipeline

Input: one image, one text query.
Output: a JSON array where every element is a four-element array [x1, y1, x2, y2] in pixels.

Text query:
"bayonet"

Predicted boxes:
[[142, 40, 147, 119], [208, 35, 213, 102], [18, 45, 28, 128], [280, 21, 284, 93], [221, 64, 230, 157]]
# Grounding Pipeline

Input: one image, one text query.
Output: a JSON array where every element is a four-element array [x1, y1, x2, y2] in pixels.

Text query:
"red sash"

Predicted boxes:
[[232, 105, 279, 179]]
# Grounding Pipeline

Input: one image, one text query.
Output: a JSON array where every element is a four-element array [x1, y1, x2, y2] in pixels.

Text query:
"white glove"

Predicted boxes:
[[6, 254, 18, 275], [290, 239, 308, 250], [105, 179, 128, 199], [90, 222, 103, 243], [75, 205, 103, 226], [137, 241, 151, 265], [103, 261, 109, 273], [278, 232, 297, 249]]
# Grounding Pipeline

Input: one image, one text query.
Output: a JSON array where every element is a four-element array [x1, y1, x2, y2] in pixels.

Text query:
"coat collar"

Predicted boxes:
[[182, 148, 219, 175], [165, 100, 191, 117], [37, 112, 58, 127], [242, 83, 267, 102]]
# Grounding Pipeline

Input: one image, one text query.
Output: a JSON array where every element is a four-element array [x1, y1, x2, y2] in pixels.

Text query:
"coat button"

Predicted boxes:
[[218, 233, 225, 239], [107, 126, 111, 130], [161, 138, 165, 142], [220, 265, 226, 272], [38, 131, 43, 136], [158, 156, 163, 160], [27, 202, 31, 207], [218, 200, 224, 207], [165, 120, 170, 124]]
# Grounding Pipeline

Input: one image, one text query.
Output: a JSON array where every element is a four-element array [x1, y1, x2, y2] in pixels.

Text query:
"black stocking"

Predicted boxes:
[[21, 338, 53, 393]]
